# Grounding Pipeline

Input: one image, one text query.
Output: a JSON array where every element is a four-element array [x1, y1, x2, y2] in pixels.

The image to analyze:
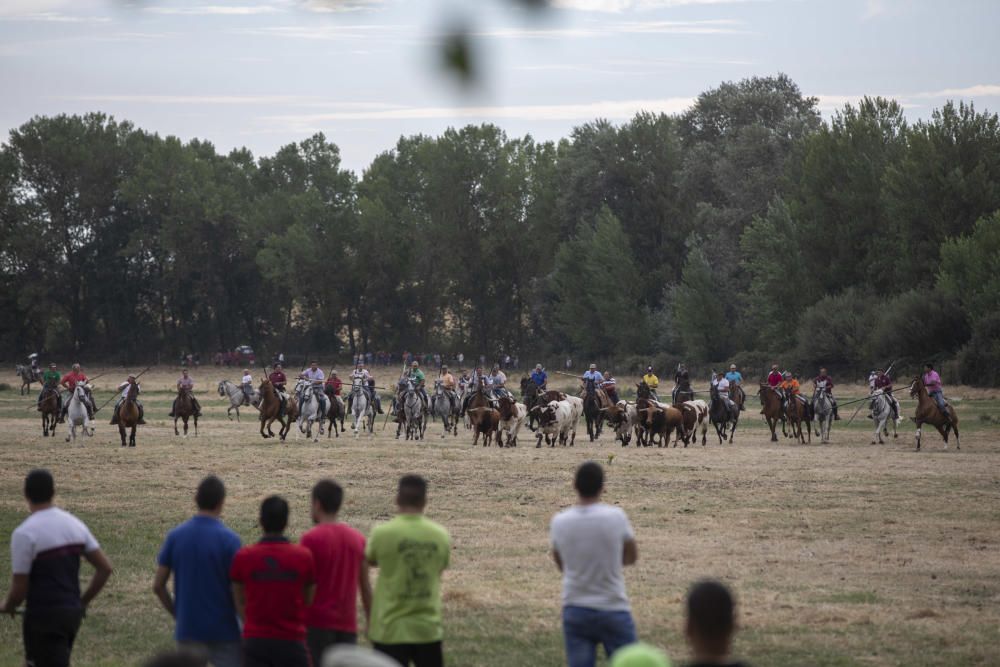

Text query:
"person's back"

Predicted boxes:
[[154, 476, 242, 667], [367, 475, 450, 667]]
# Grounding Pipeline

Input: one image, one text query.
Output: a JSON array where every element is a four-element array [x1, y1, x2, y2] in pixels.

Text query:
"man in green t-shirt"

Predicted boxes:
[[37, 363, 62, 414], [366, 475, 450, 667]]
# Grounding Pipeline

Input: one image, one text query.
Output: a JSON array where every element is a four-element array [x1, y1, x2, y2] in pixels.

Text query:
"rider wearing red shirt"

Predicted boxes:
[[59, 364, 94, 421], [268, 365, 287, 393], [324, 372, 343, 397]]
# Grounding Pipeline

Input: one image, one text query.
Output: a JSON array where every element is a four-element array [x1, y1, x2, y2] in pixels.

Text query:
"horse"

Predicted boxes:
[[784, 392, 812, 444], [397, 380, 425, 441], [16, 364, 41, 396], [709, 386, 739, 445], [430, 380, 457, 438], [581, 378, 605, 442], [218, 380, 259, 422], [325, 392, 345, 439], [758, 384, 785, 442], [672, 381, 694, 406], [520, 376, 543, 431], [348, 378, 375, 437], [497, 394, 527, 447], [908, 376, 959, 451], [258, 379, 296, 441], [117, 381, 141, 447], [731, 382, 746, 413], [870, 389, 898, 445], [634, 382, 654, 446], [173, 386, 198, 438], [65, 383, 94, 443], [295, 379, 326, 442], [38, 384, 60, 437], [812, 388, 834, 444]]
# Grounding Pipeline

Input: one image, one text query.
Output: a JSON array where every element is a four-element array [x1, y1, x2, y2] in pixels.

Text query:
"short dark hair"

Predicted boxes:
[[195, 475, 225, 511], [925, 362, 934, 370], [260, 495, 289, 533], [397, 475, 427, 508], [574, 461, 604, 499], [687, 579, 735, 644], [25, 469, 54, 504], [312, 479, 344, 514]]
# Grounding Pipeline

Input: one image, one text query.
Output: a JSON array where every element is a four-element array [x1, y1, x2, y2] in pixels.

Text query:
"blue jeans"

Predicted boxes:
[[929, 390, 948, 414], [562, 606, 637, 667]]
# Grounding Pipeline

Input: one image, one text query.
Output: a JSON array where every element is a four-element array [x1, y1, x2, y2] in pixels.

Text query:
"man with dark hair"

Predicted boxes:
[[301, 479, 373, 665], [230, 496, 316, 667], [684, 580, 747, 667], [551, 462, 638, 667], [2, 469, 114, 667], [153, 475, 242, 667], [366, 475, 451, 667]]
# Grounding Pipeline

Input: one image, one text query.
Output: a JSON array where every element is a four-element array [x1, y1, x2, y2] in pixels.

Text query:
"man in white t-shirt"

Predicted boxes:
[[550, 461, 638, 667], [1, 469, 113, 667]]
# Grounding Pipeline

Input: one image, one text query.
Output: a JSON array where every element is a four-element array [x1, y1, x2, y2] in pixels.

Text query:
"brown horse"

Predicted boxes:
[[38, 387, 59, 437], [173, 387, 198, 437], [117, 381, 141, 447], [326, 393, 345, 439], [784, 392, 812, 444], [909, 376, 960, 451], [258, 379, 297, 441], [758, 384, 784, 442]]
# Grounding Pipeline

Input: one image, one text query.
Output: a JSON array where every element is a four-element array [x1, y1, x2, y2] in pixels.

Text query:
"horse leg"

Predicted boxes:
[[193, 414, 198, 437], [729, 419, 737, 444], [129, 424, 136, 447], [915, 419, 922, 451], [174, 416, 179, 436]]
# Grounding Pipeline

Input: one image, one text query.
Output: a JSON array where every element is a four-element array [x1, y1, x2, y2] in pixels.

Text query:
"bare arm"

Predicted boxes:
[[302, 582, 316, 607], [231, 582, 246, 620], [552, 549, 563, 573], [623, 538, 638, 566], [359, 563, 373, 630], [81, 549, 113, 609], [152, 565, 175, 618], [1, 574, 29, 615]]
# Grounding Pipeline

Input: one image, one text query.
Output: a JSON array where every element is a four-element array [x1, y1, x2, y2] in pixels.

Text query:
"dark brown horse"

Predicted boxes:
[[909, 376, 960, 451], [259, 379, 297, 441], [758, 384, 784, 442], [38, 386, 59, 437], [117, 381, 141, 447], [784, 392, 812, 444], [326, 393, 344, 438], [173, 387, 198, 437]]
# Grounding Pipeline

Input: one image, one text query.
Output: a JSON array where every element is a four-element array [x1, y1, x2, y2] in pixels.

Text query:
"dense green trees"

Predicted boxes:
[[1, 76, 997, 383]]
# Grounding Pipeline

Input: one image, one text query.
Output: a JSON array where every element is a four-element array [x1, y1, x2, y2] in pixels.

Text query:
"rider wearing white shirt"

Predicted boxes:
[[713, 372, 735, 413], [300, 362, 328, 414]]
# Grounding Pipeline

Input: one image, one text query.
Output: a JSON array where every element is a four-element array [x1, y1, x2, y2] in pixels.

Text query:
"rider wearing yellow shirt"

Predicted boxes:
[[642, 366, 659, 400]]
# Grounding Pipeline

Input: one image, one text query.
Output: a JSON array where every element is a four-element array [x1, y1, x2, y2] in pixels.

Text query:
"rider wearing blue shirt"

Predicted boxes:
[[582, 364, 604, 385], [724, 365, 743, 384], [530, 364, 547, 389]]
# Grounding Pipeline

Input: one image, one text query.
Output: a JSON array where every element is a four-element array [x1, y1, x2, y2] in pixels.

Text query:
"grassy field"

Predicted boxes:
[[1, 367, 999, 666]]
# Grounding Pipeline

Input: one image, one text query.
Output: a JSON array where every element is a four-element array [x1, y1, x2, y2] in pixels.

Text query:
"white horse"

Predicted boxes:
[[65, 383, 94, 444], [431, 380, 459, 438], [295, 379, 326, 442], [349, 378, 374, 437], [870, 389, 899, 444], [218, 380, 259, 422], [812, 388, 834, 444]]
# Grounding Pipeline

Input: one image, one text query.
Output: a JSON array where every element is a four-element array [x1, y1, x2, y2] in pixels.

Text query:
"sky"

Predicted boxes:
[[1, 0, 998, 173]]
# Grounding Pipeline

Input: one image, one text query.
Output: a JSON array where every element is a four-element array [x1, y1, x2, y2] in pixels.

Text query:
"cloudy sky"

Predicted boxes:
[[2, 0, 997, 172]]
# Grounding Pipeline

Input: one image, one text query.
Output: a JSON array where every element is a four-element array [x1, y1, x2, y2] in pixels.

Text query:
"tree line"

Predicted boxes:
[[1, 74, 998, 383]]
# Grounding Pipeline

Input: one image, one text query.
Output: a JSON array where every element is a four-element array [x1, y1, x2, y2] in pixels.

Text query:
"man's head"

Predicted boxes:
[[73, 363, 81, 372], [312, 478, 344, 522], [685, 579, 736, 658], [717, 371, 725, 378], [182, 369, 189, 377], [49, 363, 56, 370], [441, 365, 448, 372], [310, 361, 318, 370], [195, 475, 225, 513], [396, 474, 428, 511], [243, 368, 250, 374], [331, 370, 338, 377], [820, 367, 827, 375], [274, 363, 282, 371], [878, 369, 885, 376], [589, 363, 597, 371], [259, 495, 289, 534], [925, 362, 934, 371], [25, 469, 55, 506], [128, 374, 136, 381], [730, 364, 736, 371], [412, 361, 419, 368], [772, 364, 779, 371], [574, 461, 604, 500]]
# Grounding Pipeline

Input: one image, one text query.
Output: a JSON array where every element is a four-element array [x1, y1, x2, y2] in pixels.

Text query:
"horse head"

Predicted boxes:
[[908, 377, 921, 399], [218, 380, 228, 396]]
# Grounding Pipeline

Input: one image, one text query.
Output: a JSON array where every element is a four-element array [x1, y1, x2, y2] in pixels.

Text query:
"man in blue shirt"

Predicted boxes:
[[724, 364, 745, 411], [724, 364, 743, 384], [153, 476, 242, 667], [530, 364, 548, 390], [581, 364, 604, 390]]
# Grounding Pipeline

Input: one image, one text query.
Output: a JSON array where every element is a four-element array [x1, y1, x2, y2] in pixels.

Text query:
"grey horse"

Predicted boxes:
[[812, 388, 834, 443], [397, 380, 425, 441], [431, 380, 458, 438], [349, 378, 374, 437], [870, 389, 898, 444], [218, 380, 259, 422]]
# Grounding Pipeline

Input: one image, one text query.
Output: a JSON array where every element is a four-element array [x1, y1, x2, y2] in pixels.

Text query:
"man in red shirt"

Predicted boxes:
[[59, 363, 94, 422], [230, 496, 315, 667], [301, 479, 372, 665]]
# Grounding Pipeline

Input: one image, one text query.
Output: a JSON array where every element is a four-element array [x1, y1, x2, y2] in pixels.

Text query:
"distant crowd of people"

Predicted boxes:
[[3, 464, 747, 667]]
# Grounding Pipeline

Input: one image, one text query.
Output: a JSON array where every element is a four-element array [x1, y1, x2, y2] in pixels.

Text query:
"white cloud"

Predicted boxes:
[[912, 84, 1000, 99], [294, 0, 384, 13], [0, 11, 110, 23], [553, 0, 761, 11], [144, 5, 283, 15], [478, 19, 743, 38], [58, 94, 404, 110]]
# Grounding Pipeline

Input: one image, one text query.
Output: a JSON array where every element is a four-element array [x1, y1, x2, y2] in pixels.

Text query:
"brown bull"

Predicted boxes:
[[640, 403, 686, 448], [467, 407, 500, 447]]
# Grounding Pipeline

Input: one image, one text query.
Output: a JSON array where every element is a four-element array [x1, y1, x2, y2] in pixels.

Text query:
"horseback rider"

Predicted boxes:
[[779, 371, 800, 411], [58, 363, 95, 422], [37, 363, 62, 415], [870, 368, 900, 421], [169, 369, 203, 418], [397, 361, 429, 412], [712, 371, 736, 414], [672, 365, 692, 404], [922, 363, 953, 426], [530, 363, 548, 390], [812, 367, 840, 420], [110, 374, 146, 425], [724, 363, 745, 411], [240, 368, 254, 405], [439, 365, 458, 413], [300, 361, 329, 416], [489, 365, 509, 400], [28, 353, 40, 377], [461, 366, 492, 415], [642, 366, 660, 401], [581, 364, 604, 394], [324, 369, 343, 412], [601, 371, 619, 404], [767, 364, 783, 388]]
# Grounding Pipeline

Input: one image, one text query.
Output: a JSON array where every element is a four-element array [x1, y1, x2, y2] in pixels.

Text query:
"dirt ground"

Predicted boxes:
[[1, 366, 998, 666]]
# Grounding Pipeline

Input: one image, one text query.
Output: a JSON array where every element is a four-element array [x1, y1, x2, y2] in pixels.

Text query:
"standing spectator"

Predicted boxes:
[[301, 479, 372, 665], [2, 469, 113, 667], [551, 461, 638, 667], [684, 580, 747, 667], [366, 475, 451, 667], [231, 496, 316, 667], [153, 476, 242, 667]]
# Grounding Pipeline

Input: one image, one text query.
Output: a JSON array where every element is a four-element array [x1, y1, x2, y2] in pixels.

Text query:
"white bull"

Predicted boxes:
[[535, 399, 578, 448]]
